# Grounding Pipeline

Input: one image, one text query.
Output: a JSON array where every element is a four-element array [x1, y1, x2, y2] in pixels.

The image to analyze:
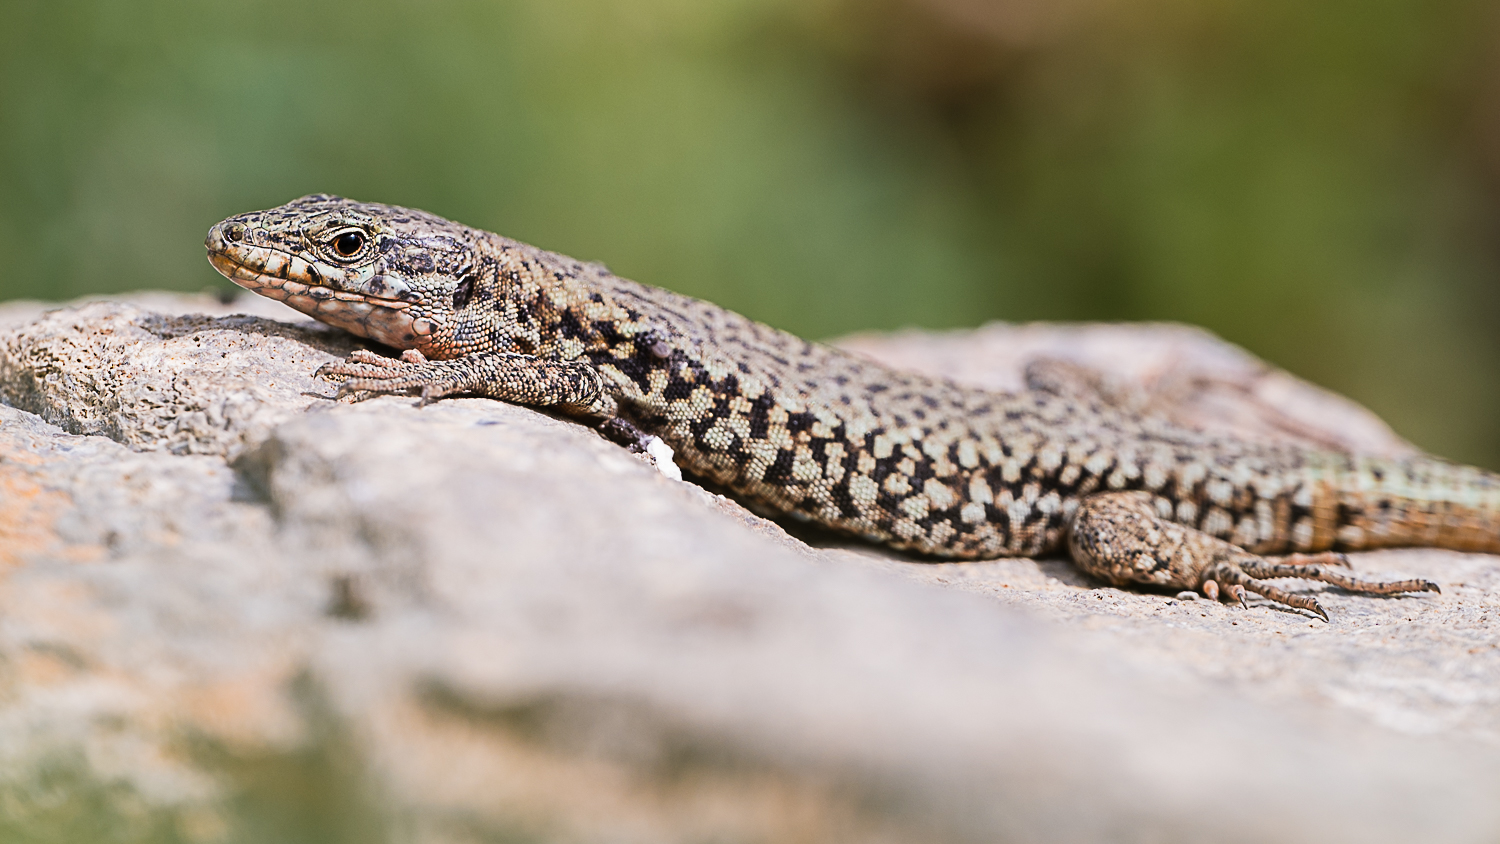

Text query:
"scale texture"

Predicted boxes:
[[205, 195, 1500, 619]]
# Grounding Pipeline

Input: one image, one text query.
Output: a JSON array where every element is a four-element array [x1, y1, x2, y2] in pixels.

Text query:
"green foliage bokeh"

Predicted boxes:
[[1, 0, 1497, 467]]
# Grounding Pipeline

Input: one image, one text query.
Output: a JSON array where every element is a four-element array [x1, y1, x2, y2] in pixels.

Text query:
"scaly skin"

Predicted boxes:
[[206, 195, 1500, 620]]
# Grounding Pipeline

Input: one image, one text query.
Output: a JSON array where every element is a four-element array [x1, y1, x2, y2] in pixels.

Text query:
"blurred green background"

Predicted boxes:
[[2, 0, 1497, 468]]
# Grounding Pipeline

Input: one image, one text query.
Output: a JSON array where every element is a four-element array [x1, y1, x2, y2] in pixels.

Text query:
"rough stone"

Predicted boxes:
[[0, 293, 1497, 843]]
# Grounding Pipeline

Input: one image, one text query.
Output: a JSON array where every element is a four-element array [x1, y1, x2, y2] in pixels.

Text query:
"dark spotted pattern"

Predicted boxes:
[[207, 196, 1500, 618]]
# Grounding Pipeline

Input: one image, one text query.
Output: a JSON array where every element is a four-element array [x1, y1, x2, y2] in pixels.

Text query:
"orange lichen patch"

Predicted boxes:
[[174, 658, 307, 749], [0, 459, 83, 568], [15, 646, 84, 687], [362, 694, 902, 844], [0, 578, 119, 649]]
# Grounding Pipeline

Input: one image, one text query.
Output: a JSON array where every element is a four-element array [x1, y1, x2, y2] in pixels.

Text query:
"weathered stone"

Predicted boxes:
[[0, 300, 354, 459], [0, 294, 1497, 843]]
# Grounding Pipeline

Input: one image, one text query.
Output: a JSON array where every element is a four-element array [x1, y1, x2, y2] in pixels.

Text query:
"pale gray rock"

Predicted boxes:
[[0, 300, 353, 458], [0, 293, 1497, 844]]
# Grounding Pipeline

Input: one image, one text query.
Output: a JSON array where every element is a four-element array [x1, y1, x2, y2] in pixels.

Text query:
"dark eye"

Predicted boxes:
[[332, 231, 366, 258]]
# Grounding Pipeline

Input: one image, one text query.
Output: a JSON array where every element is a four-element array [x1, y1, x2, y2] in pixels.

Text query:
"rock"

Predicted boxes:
[[0, 300, 354, 458], [0, 294, 1497, 843]]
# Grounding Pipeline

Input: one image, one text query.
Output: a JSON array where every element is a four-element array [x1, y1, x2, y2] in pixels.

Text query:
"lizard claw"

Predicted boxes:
[[1307, 600, 1331, 624], [417, 383, 446, 407], [1228, 583, 1248, 609]]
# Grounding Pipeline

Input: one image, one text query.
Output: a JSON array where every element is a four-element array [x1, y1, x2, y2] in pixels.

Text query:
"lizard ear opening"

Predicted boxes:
[[453, 275, 476, 310]]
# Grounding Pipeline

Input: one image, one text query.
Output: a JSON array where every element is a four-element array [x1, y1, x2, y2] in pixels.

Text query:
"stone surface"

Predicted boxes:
[[0, 293, 1497, 843]]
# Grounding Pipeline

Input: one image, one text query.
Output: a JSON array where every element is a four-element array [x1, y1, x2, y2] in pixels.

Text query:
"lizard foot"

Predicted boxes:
[[1068, 491, 1439, 621], [316, 349, 466, 404], [315, 349, 620, 416], [598, 416, 653, 451]]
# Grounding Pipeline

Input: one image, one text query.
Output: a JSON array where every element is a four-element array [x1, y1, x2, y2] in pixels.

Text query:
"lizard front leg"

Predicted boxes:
[[318, 349, 617, 418], [1066, 491, 1439, 621]]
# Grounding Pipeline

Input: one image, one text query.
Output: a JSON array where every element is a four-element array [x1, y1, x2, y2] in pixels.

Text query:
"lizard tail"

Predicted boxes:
[[1323, 456, 1500, 554]]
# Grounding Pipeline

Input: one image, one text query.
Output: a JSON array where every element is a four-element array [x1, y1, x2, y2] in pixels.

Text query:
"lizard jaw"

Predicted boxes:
[[206, 250, 430, 350]]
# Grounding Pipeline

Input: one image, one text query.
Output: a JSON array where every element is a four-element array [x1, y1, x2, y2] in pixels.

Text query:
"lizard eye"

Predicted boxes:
[[331, 230, 366, 258]]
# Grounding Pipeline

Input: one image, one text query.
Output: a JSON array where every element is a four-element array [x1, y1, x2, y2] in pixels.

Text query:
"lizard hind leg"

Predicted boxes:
[[1066, 491, 1439, 622]]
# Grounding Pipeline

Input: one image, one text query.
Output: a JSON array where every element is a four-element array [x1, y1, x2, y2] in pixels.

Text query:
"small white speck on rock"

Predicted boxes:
[[643, 436, 683, 481], [1175, 591, 1198, 601]]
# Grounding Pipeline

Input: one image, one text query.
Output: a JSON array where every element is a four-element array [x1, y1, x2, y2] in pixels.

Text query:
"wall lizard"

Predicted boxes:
[[206, 195, 1500, 620]]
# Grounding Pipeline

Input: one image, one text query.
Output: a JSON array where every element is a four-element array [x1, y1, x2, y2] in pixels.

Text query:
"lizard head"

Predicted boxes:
[[206, 194, 480, 351]]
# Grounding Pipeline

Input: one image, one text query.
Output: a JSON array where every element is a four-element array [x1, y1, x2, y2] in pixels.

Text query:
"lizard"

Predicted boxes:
[[205, 194, 1500, 621]]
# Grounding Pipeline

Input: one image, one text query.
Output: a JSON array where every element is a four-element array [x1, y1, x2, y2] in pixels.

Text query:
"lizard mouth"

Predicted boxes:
[[206, 239, 429, 349], [207, 250, 414, 311]]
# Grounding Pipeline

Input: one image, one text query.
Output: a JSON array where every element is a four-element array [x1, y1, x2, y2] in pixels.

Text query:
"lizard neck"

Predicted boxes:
[[431, 236, 650, 363]]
